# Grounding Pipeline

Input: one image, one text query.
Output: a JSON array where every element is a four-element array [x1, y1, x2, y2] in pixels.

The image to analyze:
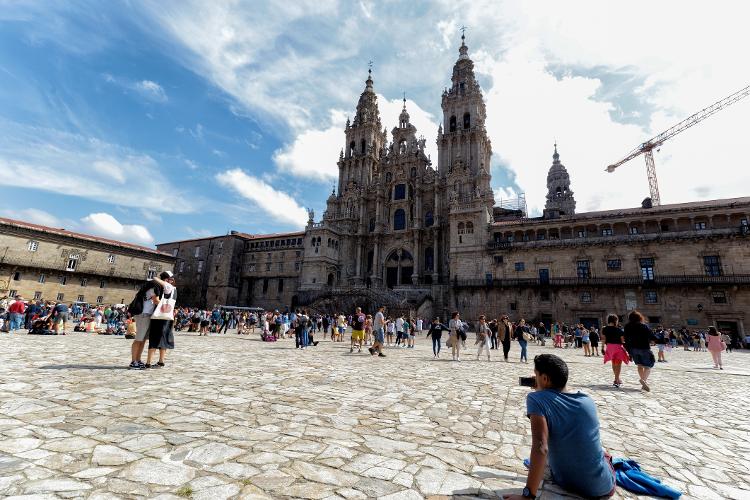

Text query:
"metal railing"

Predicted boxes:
[[452, 274, 750, 288]]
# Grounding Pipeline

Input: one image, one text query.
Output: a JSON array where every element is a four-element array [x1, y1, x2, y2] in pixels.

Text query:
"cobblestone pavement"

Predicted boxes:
[[0, 331, 748, 500]]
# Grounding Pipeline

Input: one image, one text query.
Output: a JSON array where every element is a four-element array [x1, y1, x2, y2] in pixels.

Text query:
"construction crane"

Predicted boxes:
[[606, 83, 750, 206]]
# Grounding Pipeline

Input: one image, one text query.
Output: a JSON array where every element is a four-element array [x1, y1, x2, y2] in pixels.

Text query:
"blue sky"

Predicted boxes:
[[1, 1, 749, 246]]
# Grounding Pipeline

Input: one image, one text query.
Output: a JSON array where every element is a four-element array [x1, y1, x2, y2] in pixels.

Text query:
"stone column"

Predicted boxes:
[[396, 249, 402, 285], [355, 238, 362, 283], [372, 240, 380, 285]]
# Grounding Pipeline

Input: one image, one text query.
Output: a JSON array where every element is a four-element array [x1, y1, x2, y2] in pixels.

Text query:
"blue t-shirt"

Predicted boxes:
[[526, 390, 614, 497]]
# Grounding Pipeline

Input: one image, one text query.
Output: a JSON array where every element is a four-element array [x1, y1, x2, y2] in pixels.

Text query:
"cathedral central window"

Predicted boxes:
[[394, 184, 406, 200]]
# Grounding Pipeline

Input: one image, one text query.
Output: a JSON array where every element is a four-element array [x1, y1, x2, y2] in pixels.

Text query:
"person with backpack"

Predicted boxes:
[[128, 272, 169, 370], [350, 307, 366, 353]]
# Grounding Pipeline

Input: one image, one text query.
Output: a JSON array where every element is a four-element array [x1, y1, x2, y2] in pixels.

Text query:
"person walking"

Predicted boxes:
[[369, 305, 386, 357], [145, 272, 177, 368], [448, 311, 462, 361], [499, 315, 513, 361], [624, 310, 656, 392], [350, 307, 365, 353], [654, 327, 668, 362], [475, 315, 492, 361], [489, 319, 499, 350], [426, 317, 448, 358], [706, 326, 726, 369], [602, 314, 629, 388], [582, 326, 591, 356], [589, 327, 600, 357], [515, 318, 530, 363]]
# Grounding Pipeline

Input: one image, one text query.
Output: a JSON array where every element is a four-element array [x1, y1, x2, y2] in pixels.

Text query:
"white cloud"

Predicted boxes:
[[0, 119, 195, 213], [0, 208, 63, 227], [103, 74, 168, 103], [215, 168, 308, 228], [81, 212, 154, 245], [135, 79, 168, 102]]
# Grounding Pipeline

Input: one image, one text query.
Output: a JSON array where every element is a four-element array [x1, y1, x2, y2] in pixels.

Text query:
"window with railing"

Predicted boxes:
[[515, 262, 525, 272], [27, 240, 39, 252], [601, 228, 613, 236], [629, 226, 639, 235], [640, 258, 655, 281], [96, 296, 103, 304], [703, 255, 722, 277], [66, 255, 79, 271], [712, 291, 727, 304], [694, 221, 707, 230], [644, 290, 658, 304], [576, 260, 591, 279], [606, 259, 622, 271], [580, 291, 592, 303]]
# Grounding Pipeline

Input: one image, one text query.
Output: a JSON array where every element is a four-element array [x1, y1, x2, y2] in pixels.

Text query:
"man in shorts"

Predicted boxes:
[[51, 301, 70, 335], [336, 313, 346, 342], [350, 307, 366, 353], [369, 305, 387, 357], [129, 273, 168, 369]]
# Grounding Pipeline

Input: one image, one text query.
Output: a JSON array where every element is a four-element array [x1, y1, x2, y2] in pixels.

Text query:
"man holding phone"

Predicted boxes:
[[505, 354, 615, 500]]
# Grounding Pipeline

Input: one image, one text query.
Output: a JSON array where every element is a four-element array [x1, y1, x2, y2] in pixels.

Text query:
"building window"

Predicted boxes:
[[606, 259, 622, 271], [640, 258, 655, 281], [66, 255, 79, 271], [265, 263, 271, 271], [493, 255, 503, 265], [278, 262, 283, 271], [369, 217, 375, 232], [712, 291, 727, 304], [463, 112, 471, 129], [77, 295, 84, 302], [262, 278, 269, 294], [394, 184, 406, 200], [178, 261, 185, 273], [57, 293, 64, 301], [694, 221, 707, 230], [249, 264, 256, 272], [197, 260, 204, 272], [194, 246, 201, 258], [297, 238, 302, 245], [644, 290, 658, 304], [147, 269, 157, 279], [629, 226, 639, 235], [96, 295, 103, 304], [577, 260, 591, 279], [465, 221, 474, 234], [59, 275, 67, 285], [457, 222, 465, 235], [107, 254, 116, 264], [38, 274, 46, 283], [537, 233, 546, 240], [449, 115, 457, 132], [294, 262, 300, 271], [394, 209, 406, 230], [34, 291, 42, 300], [425, 211, 434, 227], [580, 291, 592, 303], [540, 289, 550, 301], [660, 223, 670, 232], [80, 278, 87, 287], [515, 262, 525, 272], [601, 228, 613, 236], [9, 289, 17, 297], [278, 279, 284, 293], [27, 240, 39, 252], [703, 255, 722, 277], [12, 271, 20, 281], [99, 279, 107, 288], [577, 230, 586, 238], [509, 302, 517, 311]]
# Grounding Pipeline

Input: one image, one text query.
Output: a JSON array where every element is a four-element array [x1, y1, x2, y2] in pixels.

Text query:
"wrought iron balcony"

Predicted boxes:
[[452, 274, 750, 289]]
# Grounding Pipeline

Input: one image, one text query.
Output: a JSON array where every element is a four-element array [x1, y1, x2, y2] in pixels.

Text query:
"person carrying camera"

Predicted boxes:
[[506, 354, 615, 500]]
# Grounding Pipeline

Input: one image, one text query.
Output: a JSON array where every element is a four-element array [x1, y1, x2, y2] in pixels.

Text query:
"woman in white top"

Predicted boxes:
[[475, 315, 491, 361], [448, 311, 462, 361]]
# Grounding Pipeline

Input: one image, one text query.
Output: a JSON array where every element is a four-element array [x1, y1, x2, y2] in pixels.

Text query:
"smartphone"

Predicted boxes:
[[519, 376, 536, 388]]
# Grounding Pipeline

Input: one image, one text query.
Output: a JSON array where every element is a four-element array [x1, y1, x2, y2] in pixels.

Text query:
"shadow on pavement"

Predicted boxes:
[[587, 384, 641, 393], [40, 365, 128, 370]]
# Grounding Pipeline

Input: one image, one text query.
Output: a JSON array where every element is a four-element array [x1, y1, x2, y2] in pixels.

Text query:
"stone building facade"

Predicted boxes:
[[154, 36, 750, 342], [0, 217, 174, 305]]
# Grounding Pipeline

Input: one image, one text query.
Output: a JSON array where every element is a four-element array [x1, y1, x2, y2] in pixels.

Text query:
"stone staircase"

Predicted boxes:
[[296, 286, 415, 316]]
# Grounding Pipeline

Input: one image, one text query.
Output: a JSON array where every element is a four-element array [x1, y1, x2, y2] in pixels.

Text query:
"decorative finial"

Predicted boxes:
[[402, 92, 406, 108], [460, 25, 467, 45], [368, 60, 373, 75], [553, 141, 560, 161]]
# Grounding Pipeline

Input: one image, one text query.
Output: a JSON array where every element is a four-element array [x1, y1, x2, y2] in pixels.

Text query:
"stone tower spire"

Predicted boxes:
[[543, 143, 576, 218], [337, 66, 385, 193], [437, 33, 493, 202]]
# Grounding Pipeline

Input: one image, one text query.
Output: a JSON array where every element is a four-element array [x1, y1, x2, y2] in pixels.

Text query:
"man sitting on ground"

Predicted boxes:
[[504, 354, 615, 500]]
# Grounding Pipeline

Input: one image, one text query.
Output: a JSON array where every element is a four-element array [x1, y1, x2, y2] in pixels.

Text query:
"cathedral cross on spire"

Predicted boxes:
[[368, 60, 373, 74], [460, 25, 467, 43]]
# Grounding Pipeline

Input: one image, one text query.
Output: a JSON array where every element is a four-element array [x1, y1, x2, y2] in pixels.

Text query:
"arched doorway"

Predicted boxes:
[[385, 249, 413, 288], [327, 273, 335, 287]]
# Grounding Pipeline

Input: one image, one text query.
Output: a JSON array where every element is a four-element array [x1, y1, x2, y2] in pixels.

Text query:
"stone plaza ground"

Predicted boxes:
[[0, 330, 748, 499]]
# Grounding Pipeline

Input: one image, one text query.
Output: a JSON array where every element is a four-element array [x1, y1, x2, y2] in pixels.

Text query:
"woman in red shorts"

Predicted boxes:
[[602, 314, 629, 388]]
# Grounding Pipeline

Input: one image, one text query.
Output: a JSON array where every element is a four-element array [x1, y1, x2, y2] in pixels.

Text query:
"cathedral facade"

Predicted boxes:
[[157, 37, 750, 343]]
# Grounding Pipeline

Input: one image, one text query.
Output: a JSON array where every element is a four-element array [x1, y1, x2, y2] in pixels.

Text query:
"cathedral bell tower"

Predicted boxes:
[[337, 68, 386, 194], [543, 144, 576, 218]]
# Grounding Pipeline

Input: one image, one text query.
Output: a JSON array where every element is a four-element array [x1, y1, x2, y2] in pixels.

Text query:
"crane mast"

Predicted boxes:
[[606, 83, 750, 206]]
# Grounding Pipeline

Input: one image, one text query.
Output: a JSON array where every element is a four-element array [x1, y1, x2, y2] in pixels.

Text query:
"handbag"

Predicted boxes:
[[446, 336, 454, 348], [150, 289, 176, 320]]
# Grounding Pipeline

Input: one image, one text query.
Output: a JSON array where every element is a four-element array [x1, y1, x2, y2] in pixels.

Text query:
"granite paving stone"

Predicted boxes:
[[0, 332, 748, 499]]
